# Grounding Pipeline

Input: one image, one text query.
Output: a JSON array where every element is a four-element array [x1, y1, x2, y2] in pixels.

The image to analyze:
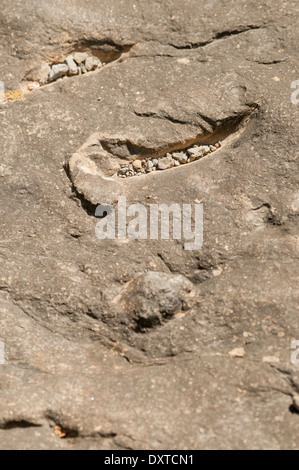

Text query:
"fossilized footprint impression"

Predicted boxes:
[[68, 103, 258, 208]]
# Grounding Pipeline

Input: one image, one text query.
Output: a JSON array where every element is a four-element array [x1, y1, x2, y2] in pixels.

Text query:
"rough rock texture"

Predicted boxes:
[[0, 0, 299, 450]]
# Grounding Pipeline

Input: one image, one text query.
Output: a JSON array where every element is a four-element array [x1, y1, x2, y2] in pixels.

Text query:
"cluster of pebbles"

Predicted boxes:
[[47, 52, 102, 83], [117, 142, 221, 178]]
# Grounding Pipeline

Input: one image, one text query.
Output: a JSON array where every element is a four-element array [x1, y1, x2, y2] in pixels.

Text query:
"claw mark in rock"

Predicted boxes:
[[67, 103, 259, 211]]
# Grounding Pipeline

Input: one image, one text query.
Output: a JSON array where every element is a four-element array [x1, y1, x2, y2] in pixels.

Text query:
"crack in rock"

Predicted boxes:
[[0, 419, 41, 430], [167, 24, 266, 49]]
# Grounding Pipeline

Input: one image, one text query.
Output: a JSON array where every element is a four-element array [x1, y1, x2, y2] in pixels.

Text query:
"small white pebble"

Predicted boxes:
[[229, 347, 245, 358]]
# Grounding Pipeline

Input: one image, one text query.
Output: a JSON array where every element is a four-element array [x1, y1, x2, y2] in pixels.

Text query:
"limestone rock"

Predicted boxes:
[[85, 56, 102, 71], [0, 0, 298, 451], [132, 159, 142, 170], [26, 62, 51, 85], [117, 272, 197, 331], [157, 155, 174, 170], [73, 52, 89, 64], [48, 63, 69, 82], [172, 152, 188, 164], [64, 55, 78, 75]]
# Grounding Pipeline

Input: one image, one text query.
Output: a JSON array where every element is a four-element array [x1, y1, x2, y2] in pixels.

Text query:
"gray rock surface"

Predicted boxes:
[[0, 0, 299, 450]]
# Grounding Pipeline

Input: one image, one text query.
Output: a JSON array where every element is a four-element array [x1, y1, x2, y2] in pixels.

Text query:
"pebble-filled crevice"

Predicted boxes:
[[117, 142, 221, 177]]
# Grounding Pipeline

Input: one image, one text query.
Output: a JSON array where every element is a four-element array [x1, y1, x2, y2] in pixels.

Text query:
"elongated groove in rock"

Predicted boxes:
[[66, 103, 259, 218], [114, 105, 259, 178], [15, 41, 136, 95]]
